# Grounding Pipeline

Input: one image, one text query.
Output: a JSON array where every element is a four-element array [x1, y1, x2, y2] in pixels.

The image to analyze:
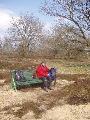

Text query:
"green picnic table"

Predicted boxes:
[[11, 69, 43, 90]]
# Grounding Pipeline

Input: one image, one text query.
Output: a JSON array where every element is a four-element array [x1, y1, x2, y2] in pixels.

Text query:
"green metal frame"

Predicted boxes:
[[11, 69, 43, 90]]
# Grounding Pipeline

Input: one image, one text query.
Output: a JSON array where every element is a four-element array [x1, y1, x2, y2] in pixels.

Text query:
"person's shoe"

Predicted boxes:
[[48, 87, 53, 90], [44, 87, 48, 92]]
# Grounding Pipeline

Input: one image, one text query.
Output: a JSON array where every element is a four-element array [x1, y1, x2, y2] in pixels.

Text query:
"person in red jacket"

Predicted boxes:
[[36, 62, 52, 92]]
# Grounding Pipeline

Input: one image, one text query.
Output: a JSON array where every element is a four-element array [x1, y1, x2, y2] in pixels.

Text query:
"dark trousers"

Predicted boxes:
[[39, 76, 52, 88]]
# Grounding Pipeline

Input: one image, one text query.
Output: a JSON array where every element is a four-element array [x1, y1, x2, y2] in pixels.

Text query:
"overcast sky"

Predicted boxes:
[[0, 0, 56, 38]]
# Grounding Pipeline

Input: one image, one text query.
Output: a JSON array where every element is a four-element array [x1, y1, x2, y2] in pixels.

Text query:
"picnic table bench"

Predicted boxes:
[[11, 69, 43, 90]]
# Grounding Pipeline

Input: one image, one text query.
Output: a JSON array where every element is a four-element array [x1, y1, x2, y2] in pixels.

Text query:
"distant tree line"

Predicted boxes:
[[0, 0, 90, 59]]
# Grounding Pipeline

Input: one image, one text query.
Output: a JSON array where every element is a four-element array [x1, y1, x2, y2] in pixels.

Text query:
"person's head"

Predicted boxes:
[[40, 61, 46, 67]]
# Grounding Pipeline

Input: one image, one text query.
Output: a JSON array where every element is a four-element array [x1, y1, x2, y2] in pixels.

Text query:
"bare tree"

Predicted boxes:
[[47, 24, 86, 58], [8, 13, 44, 57], [2, 37, 13, 54], [41, 0, 90, 45]]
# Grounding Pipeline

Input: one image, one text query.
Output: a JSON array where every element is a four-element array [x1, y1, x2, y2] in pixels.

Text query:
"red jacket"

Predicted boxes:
[[36, 65, 49, 78]]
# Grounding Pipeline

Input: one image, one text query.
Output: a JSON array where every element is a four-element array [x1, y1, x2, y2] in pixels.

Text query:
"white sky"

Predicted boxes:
[[0, 9, 14, 38], [0, 8, 54, 39], [0, 11, 11, 28]]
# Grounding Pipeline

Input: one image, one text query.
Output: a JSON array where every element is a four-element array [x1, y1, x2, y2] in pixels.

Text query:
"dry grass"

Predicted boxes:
[[0, 57, 90, 119], [40, 74, 90, 106], [66, 78, 90, 105], [2, 101, 42, 119], [0, 58, 39, 83], [0, 72, 10, 79], [0, 57, 39, 70], [1, 74, 90, 119], [57, 73, 89, 81]]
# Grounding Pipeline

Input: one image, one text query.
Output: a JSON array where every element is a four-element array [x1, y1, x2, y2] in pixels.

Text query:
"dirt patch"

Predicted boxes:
[[57, 73, 88, 81], [41, 104, 90, 120], [1, 74, 90, 119], [0, 72, 10, 84], [39, 78, 90, 106], [0, 58, 39, 70], [57, 74, 90, 105], [66, 79, 90, 105], [37, 75, 90, 114], [0, 59, 39, 84], [0, 72, 90, 119], [2, 101, 42, 119]]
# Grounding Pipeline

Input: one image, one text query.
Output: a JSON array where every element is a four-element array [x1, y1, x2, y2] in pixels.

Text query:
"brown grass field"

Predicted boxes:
[[0, 57, 90, 120]]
